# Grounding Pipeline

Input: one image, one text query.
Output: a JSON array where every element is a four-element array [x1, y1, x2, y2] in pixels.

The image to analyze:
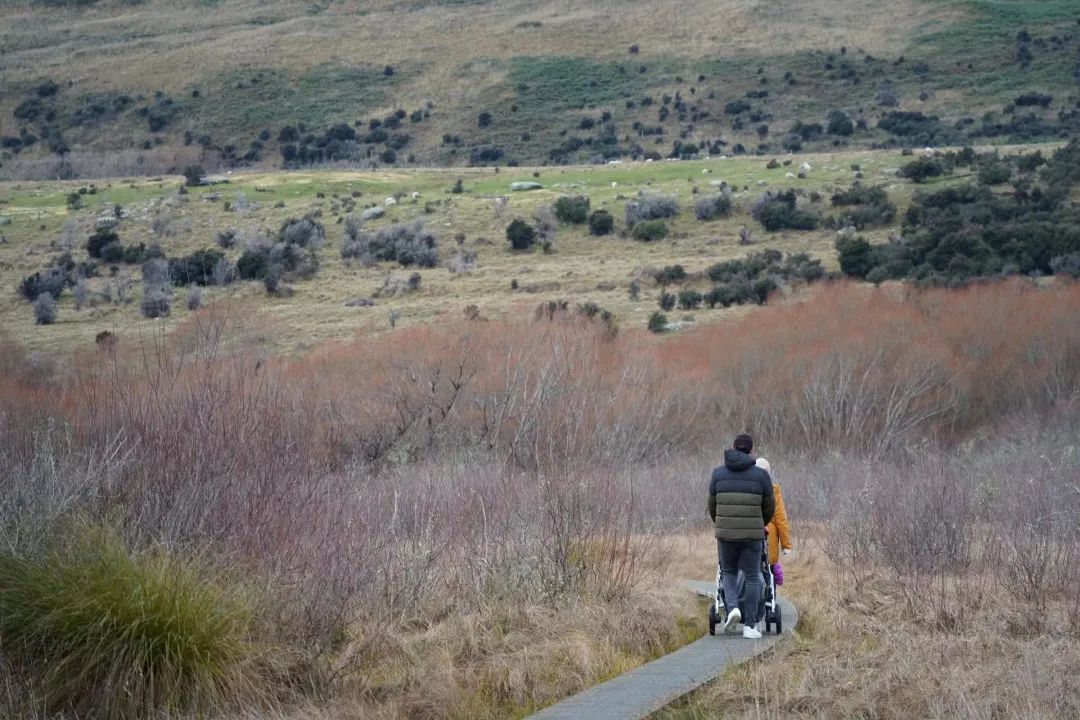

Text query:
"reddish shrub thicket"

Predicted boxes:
[[656, 279, 1080, 456], [0, 279, 1077, 643]]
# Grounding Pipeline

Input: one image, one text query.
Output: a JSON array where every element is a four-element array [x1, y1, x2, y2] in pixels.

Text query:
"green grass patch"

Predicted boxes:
[[201, 64, 397, 140], [510, 56, 671, 117]]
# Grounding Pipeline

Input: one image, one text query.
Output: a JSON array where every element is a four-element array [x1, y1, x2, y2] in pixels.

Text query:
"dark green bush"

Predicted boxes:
[[169, 249, 225, 286], [898, 157, 945, 183], [632, 220, 668, 242], [654, 265, 686, 285], [506, 219, 537, 250], [647, 311, 668, 333], [20, 267, 68, 302], [753, 191, 819, 231], [554, 195, 590, 224], [977, 162, 1012, 186], [182, 164, 205, 187], [86, 228, 119, 259], [236, 249, 269, 280], [835, 235, 876, 278], [588, 210, 614, 236], [827, 110, 854, 136], [658, 292, 676, 311], [100, 241, 125, 264], [677, 289, 703, 309]]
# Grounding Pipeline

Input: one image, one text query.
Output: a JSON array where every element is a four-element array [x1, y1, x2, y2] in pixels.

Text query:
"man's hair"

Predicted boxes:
[[733, 433, 753, 452]]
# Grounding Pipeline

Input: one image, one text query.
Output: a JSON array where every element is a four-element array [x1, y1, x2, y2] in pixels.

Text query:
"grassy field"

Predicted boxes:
[[0, 146, 967, 354], [1, 0, 1077, 175]]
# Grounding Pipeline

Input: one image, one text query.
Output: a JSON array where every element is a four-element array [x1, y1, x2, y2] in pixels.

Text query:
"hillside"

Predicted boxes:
[[1, 0, 1079, 179], [3, 140, 1079, 356]]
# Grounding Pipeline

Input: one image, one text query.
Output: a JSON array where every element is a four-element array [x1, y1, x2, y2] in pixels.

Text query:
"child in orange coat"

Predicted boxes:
[[756, 458, 792, 583]]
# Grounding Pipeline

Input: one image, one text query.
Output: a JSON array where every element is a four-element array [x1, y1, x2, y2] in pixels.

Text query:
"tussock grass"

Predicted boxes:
[[0, 523, 266, 719]]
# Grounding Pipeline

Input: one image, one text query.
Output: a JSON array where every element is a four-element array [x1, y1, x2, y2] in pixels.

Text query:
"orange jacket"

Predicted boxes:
[[766, 482, 792, 564]]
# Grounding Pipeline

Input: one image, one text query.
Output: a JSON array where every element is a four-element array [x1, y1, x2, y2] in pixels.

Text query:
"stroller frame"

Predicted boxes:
[[707, 542, 782, 635]]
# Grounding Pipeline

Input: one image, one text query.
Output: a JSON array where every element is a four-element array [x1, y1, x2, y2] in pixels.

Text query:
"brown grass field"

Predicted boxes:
[[0, 145, 1037, 355]]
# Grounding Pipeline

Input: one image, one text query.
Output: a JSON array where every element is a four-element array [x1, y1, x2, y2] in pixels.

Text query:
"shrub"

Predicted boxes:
[[86, 228, 119, 259], [20, 267, 68, 301], [506, 219, 537, 251], [140, 285, 172, 319], [100, 241, 125, 264], [677, 289, 703, 309], [0, 525, 259, 718], [32, 293, 57, 325], [341, 218, 439, 267], [977, 162, 1012, 186], [236, 249, 269, 280], [1014, 92, 1052, 108], [835, 235, 876, 278], [655, 265, 687, 286], [554, 195, 590, 224], [141, 258, 171, 286], [647, 311, 668, 332], [751, 191, 819, 231], [186, 286, 203, 311], [278, 217, 324, 249], [898, 157, 945, 183], [694, 194, 732, 221], [182, 164, 205, 187], [724, 99, 751, 115], [478, 112, 493, 128], [829, 184, 897, 229], [658, 292, 676, 311], [625, 194, 678, 226], [1050, 252, 1080, 278], [217, 229, 237, 249], [827, 110, 854, 136], [588, 209, 614, 236], [632, 220, 668, 242], [169, 250, 225, 287], [123, 243, 147, 264]]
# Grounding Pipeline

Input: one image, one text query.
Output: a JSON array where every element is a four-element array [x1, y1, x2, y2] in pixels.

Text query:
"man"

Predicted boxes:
[[707, 433, 775, 639]]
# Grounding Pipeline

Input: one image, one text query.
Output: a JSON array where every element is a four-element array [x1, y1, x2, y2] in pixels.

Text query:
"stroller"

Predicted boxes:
[[707, 541, 782, 635]]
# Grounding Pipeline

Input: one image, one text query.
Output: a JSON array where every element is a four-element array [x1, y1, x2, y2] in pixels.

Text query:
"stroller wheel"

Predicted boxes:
[[708, 604, 717, 636], [774, 604, 783, 635]]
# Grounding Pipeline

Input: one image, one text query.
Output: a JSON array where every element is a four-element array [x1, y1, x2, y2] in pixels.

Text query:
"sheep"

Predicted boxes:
[[384, 196, 398, 206], [799, 162, 812, 172]]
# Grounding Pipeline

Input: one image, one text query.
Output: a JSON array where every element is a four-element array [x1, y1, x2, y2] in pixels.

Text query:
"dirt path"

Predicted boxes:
[[525, 580, 797, 720]]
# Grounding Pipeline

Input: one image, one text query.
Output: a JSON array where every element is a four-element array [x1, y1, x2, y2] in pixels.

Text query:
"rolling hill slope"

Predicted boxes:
[[1, 0, 1078, 179]]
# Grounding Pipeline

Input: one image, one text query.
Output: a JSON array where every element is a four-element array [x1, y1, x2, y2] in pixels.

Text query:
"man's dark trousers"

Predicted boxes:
[[719, 539, 763, 625]]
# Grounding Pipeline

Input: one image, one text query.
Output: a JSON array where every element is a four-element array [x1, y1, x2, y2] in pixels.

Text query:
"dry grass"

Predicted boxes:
[[286, 581, 702, 720], [0, 0, 955, 107], [0, 146, 958, 355], [655, 530, 1080, 720]]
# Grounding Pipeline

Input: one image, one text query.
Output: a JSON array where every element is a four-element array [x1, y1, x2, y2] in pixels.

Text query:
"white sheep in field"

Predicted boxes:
[[786, 172, 796, 179], [799, 162, 812, 172], [702, 168, 711, 175], [410, 192, 421, 199], [385, 197, 397, 206]]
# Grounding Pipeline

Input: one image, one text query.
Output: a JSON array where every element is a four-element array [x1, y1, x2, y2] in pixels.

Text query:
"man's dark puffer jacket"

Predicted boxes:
[[708, 449, 776, 541]]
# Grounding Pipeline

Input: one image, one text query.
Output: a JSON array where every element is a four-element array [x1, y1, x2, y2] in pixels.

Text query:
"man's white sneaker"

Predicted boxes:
[[723, 607, 741, 632], [742, 625, 762, 639]]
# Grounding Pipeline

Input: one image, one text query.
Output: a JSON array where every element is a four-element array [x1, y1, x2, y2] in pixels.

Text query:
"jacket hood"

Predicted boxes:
[[723, 449, 756, 471]]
